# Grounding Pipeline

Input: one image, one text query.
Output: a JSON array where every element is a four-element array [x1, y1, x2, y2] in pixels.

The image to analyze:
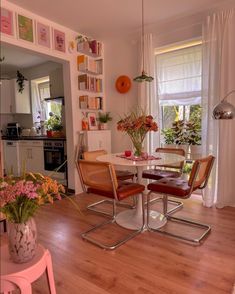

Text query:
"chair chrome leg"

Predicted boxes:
[[82, 193, 145, 250], [87, 198, 136, 217], [146, 194, 183, 215]]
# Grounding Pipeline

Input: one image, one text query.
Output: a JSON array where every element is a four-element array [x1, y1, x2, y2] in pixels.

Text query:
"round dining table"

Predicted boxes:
[[97, 152, 185, 230]]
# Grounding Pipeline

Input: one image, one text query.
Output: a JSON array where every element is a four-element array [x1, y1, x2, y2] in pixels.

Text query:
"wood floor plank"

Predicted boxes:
[[1, 193, 235, 294]]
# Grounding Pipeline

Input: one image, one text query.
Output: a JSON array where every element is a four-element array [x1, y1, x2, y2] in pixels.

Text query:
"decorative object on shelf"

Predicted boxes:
[[16, 70, 28, 93], [36, 22, 50, 48], [81, 112, 89, 130], [0, 8, 14, 36], [53, 29, 65, 52], [115, 75, 132, 93], [68, 40, 76, 53], [98, 112, 112, 129], [133, 0, 154, 82], [87, 112, 98, 130], [0, 172, 64, 263], [213, 90, 235, 119], [17, 14, 34, 43], [117, 108, 158, 157]]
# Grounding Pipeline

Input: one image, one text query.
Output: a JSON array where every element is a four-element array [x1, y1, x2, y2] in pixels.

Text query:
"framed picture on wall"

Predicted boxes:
[[36, 22, 50, 48], [53, 29, 65, 52], [88, 112, 98, 130], [0, 8, 14, 36], [17, 14, 34, 43]]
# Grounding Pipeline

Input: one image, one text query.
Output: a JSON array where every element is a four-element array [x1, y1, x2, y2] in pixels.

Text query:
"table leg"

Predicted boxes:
[[116, 166, 167, 230]]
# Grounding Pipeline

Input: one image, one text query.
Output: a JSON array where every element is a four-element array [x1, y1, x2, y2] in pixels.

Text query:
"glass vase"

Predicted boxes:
[[132, 141, 143, 157], [8, 217, 37, 263]]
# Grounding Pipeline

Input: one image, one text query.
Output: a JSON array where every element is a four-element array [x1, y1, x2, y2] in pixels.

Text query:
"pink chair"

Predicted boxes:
[[0, 244, 56, 294]]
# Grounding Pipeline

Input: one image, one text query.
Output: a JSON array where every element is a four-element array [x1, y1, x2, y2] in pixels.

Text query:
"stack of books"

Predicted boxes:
[[79, 95, 103, 110], [78, 74, 103, 92], [77, 55, 103, 74]]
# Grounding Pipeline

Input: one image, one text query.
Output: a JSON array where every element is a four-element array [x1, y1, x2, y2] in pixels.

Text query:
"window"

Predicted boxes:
[[31, 77, 62, 124], [155, 42, 202, 146]]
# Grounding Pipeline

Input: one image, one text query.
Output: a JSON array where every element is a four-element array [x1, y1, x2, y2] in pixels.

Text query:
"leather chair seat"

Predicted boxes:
[[142, 169, 181, 180], [88, 182, 145, 201], [116, 170, 135, 181], [147, 178, 190, 198]]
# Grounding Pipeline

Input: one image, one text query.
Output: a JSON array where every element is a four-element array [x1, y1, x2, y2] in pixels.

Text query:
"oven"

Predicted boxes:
[[43, 140, 66, 172]]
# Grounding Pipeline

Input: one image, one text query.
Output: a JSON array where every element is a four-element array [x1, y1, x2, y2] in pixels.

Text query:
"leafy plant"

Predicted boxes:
[[16, 70, 28, 93], [162, 119, 201, 145], [45, 114, 63, 131], [98, 112, 112, 123]]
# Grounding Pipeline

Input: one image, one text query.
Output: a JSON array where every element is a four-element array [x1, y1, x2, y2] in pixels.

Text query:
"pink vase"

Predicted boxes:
[[8, 218, 37, 263]]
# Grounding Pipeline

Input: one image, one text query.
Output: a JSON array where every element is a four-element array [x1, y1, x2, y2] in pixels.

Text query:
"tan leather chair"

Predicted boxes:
[[83, 150, 136, 216], [77, 160, 145, 250], [146, 155, 215, 244], [143, 147, 185, 214]]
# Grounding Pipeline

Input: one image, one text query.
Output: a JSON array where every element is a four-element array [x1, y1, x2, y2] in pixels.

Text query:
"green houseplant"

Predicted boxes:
[[45, 114, 63, 137], [98, 112, 112, 129]]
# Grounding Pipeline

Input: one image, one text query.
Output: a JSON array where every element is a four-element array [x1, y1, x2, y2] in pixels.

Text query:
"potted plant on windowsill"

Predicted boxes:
[[45, 114, 64, 137], [98, 112, 112, 130]]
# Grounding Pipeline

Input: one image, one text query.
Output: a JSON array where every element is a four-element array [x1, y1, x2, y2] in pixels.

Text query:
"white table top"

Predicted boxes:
[[96, 152, 184, 167]]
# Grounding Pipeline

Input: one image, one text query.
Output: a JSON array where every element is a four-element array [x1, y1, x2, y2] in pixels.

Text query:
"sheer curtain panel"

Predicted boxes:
[[202, 9, 235, 207]]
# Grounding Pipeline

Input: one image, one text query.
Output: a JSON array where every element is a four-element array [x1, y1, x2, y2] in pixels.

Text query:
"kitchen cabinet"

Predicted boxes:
[[84, 130, 111, 153], [0, 80, 13, 113], [19, 141, 44, 173], [49, 68, 64, 98], [2, 140, 21, 176], [0, 79, 30, 114]]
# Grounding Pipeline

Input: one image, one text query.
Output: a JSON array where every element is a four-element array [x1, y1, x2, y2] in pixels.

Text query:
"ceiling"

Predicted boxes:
[[0, 44, 50, 75], [8, 0, 230, 39]]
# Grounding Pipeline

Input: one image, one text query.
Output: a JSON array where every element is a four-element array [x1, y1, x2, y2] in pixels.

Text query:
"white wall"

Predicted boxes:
[[105, 36, 138, 153]]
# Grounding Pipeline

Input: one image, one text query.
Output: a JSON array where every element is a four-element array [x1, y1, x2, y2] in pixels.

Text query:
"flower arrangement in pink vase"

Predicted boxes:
[[0, 173, 65, 223], [117, 108, 158, 157]]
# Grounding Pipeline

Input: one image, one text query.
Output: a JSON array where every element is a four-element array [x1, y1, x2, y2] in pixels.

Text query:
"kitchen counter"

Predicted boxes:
[[1, 136, 66, 141]]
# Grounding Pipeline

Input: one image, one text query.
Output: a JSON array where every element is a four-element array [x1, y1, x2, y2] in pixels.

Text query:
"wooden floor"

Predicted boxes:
[[1, 193, 235, 294]]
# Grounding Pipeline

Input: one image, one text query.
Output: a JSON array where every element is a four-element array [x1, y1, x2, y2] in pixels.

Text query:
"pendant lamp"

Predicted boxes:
[[133, 0, 154, 82], [213, 90, 235, 119]]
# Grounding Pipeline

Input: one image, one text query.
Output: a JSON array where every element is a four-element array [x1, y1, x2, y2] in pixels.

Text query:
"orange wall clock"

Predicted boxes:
[[115, 75, 132, 93]]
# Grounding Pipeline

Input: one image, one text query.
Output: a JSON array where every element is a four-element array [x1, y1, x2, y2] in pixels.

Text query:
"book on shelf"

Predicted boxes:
[[77, 55, 103, 74], [78, 74, 103, 92], [79, 95, 88, 109], [78, 74, 88, 90], [77, 39, 102, 56], [79, 95, 103, 110]]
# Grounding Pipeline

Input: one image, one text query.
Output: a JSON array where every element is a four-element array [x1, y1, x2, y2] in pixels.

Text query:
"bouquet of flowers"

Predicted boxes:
[[117, 108, 158, 156], [0, 172, 65, 224]]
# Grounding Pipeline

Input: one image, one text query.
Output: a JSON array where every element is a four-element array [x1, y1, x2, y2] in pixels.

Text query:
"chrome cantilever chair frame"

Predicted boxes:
[[83, 150, 136, 217], [146, 156, 215, 245], [144, 147, 186, 215], [77, 160, 145, 250]]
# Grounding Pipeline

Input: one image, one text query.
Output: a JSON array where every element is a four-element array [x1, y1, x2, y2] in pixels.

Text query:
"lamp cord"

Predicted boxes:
[[222, 89, 235, 102], [142, 0, 145, 73]]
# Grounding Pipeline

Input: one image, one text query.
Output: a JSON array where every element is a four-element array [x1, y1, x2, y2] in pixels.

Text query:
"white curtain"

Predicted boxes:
[[31, 81, 42, 123], [202, 9, 235, 207], [157, 45, 202, 106], [137, 34, 160, 153]]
